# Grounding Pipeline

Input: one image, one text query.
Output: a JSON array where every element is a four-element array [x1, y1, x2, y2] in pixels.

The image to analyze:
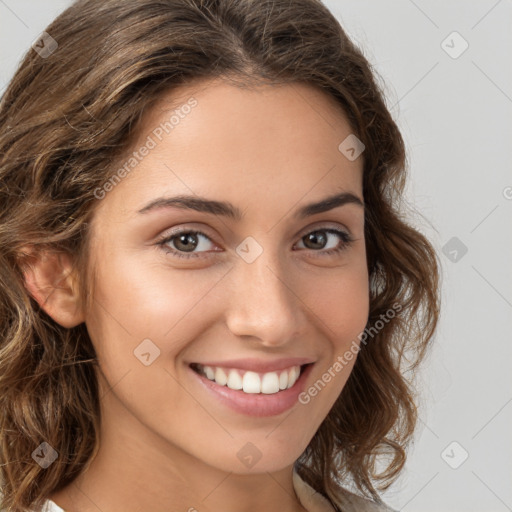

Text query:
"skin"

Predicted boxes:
[[25, 78, 369, 512]]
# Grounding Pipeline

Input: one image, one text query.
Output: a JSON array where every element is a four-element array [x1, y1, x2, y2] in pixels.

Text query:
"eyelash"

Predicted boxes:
[[155, 227, 354, 260]]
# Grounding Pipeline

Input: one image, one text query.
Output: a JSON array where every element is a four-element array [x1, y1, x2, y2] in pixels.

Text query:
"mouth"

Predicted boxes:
[[188, 362, 315, 417], [189, 362, 311, 394]]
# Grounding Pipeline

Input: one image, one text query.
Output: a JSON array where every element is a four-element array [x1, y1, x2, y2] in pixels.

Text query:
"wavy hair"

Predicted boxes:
[[0, 0, 440, 510]]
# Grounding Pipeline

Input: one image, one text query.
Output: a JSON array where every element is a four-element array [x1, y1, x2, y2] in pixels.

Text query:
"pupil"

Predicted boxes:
[[306, 231, 326, 249], [176, 233, 197, 252]]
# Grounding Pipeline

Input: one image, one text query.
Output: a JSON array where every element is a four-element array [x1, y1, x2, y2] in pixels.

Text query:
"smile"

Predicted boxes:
[[188, 361, 315, 417], [190, 362, 304, 394]]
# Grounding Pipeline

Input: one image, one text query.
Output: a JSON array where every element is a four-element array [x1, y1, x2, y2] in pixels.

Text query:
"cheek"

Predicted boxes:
[[297, 258, 369, 340], [82, 248, 231, 413], [83, 251, 222, 433], [87, 248, 224, 343], [294, 261, 369, 409]]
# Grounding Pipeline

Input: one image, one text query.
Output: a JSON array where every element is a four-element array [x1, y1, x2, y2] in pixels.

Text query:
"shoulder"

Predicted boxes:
[[292, 468, 396, 512], [29, 499, 65, 512], [1, 499, 63, 512], [334, 489, 397, 512]]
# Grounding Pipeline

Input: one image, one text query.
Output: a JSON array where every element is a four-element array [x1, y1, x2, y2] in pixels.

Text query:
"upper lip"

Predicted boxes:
[[190, 357, 315, 373]]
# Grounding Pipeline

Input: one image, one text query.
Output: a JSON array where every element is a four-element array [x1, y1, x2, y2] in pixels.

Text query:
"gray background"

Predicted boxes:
[[1, 1, 511, 511]]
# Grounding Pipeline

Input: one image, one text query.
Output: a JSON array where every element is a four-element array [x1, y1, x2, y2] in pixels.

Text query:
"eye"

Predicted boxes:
[[156, 227, 354, 260], [294, 228, 354, 257], [156, 230, 217, 259]]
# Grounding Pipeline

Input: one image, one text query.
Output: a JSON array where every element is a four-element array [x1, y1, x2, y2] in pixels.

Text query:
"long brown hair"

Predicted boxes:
[[0, 0, 440, 510]]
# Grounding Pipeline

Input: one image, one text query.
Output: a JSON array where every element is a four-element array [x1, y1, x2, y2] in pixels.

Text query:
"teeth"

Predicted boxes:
[[227, 369, 243, 390], [243, 371, 261, 394], [196, 364, 302, 394], [261, 372, 280, 394], [287, 366, 299, 389], [214, 367, 228, 386], [279, 370, 288, 390]]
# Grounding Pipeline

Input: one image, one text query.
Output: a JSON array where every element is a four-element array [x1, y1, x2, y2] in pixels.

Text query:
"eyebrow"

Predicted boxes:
[[137, 191, 364, 220]]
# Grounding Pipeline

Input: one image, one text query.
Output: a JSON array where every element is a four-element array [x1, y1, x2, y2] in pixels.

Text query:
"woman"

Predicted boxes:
[[0, 0, 440, 511]]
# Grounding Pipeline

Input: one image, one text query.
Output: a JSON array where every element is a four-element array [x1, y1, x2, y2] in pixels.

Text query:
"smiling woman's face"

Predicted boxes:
[[84, 78, 369, 476]]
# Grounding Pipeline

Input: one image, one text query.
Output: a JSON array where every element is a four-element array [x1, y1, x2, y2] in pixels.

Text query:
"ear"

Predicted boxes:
[[19, 247, 85, 328]]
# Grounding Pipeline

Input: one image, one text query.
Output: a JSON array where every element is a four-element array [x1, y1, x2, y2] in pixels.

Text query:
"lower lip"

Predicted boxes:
[[189, 364, 314, 417]]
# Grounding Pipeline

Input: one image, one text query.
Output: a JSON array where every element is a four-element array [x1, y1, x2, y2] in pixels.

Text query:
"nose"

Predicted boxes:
[[224, 249, 305, 348]]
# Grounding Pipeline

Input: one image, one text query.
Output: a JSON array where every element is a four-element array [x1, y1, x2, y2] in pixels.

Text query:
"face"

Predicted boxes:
[[84, 78, 369, 476]]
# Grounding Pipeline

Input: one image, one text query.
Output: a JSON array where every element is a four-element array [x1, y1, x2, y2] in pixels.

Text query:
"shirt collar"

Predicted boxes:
[[292, 467, 336, 512]]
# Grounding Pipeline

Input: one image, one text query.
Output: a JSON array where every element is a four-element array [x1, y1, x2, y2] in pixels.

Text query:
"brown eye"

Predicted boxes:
[[157, 230, 216, 259], [296, 228, 353, 256], [173, 232, 200, 252], [156, 226, 353, 261], [302, 231, 328, 249]]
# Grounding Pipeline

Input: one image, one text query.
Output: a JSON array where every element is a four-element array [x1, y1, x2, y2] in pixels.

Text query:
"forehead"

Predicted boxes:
[[94, 78, 364, 220]]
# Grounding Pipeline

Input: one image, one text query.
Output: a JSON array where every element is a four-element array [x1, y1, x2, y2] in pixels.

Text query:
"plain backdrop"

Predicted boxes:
[[1, 1, 511, 511]]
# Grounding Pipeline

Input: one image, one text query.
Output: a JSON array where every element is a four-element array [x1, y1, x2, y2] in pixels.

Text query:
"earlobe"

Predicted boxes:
[[19, 247, 85, 328]]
